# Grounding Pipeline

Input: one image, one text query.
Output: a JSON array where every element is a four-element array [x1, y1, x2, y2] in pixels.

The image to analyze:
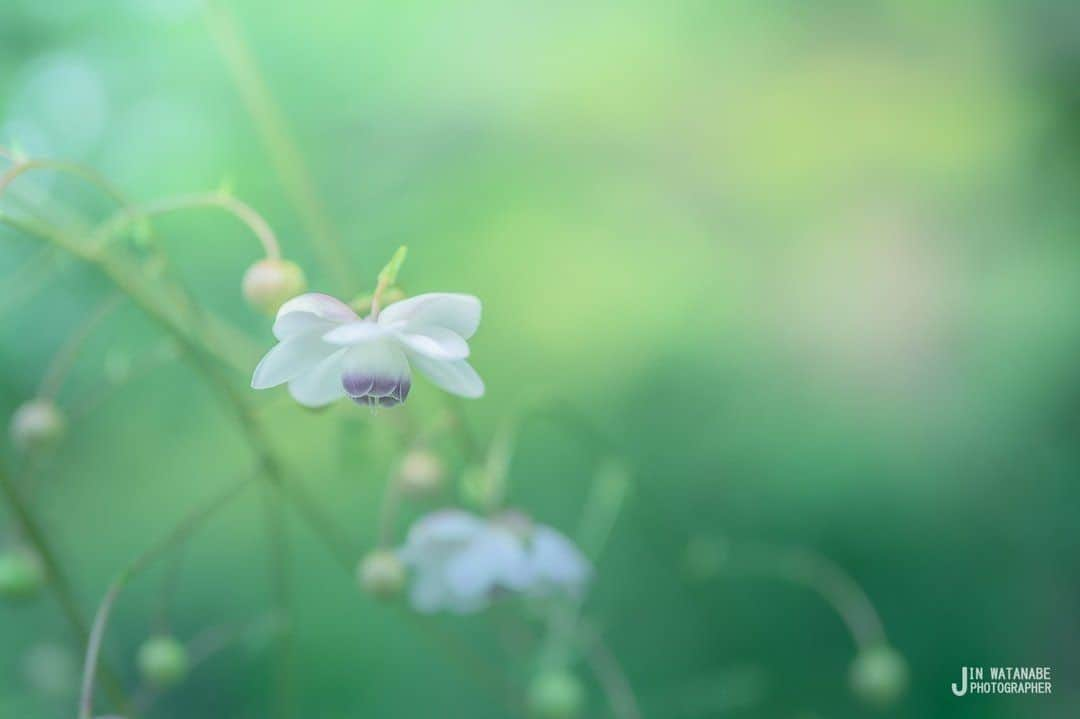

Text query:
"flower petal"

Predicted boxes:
[[322, 320, 391, 346], [530, 527, 591, 593], [251, 337, 336, 389], [408, 354, 485, 398], [340, 340, 410, 400], [395, 326, 470, 361], [286, 348, 348, 407], [272, 293, 357, 341], [378, 293, 481, 339]]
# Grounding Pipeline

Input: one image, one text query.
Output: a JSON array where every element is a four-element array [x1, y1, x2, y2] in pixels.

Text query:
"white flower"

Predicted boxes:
[[251, 292, 484, 407], [397, 509, 591, 614], [526, 525, 591, 599]]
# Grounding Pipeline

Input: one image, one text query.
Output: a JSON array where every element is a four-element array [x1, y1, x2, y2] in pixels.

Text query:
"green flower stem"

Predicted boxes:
[[78, 473, 254, 719], [90, 192, 281, 259], [0, 464, 130, 713], [203, 0, 351, 295], [0, 211, 357, 568], [0, 158, 130, 208], [725, 542, 887, 651], [38, 293, 124, 399], [580, 620, 642, 719]]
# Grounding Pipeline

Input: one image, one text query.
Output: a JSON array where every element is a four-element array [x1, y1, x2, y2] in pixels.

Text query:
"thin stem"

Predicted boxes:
[[1, 210, 358, 571], [68, 341, 180, 421], [0, 464, 129, 712], [78, 473, 254, 719], [726, 542, 887, 650], [38, 293, 124, 399], [576, 461, 631, 562], [91, 192, 281, 258], [377, 470, 401, 547], [203, 0, 351, 294], [0, 158, 130, 208], [403, 611, 525, 716], [580, 622, 642, 719]]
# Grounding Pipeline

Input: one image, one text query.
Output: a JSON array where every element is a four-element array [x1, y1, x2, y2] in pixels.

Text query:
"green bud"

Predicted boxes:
[[850, 644, 908, 707], [396, 449, 446, 498], [527, 670, 585, 719], [377, 246, 408, 287], [136, 635, 189, 689], [242, 258, 307, 315], [358, 550, 406, 600], [0, 549, 45, 602], [10, 399, 66, 451]]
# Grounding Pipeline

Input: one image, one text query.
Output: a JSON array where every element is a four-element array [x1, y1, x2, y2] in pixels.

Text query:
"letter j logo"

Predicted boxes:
[[952, 667, 968, 696]]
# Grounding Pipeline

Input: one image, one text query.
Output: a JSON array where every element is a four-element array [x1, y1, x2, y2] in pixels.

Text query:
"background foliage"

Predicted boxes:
[[2, 1, 1079, 717]]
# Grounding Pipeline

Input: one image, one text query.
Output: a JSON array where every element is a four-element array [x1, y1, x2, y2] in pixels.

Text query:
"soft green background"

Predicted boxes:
[[2, 1, 1079, 717]]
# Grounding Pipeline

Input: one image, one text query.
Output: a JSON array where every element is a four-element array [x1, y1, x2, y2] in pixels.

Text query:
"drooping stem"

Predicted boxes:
[[0, 158, 130, 208], [0, 211, 358, 570], [38, 293, 124, 399], [0, 464, 129, 712], [78, 473, 254, 719], [91, 192, 281, 259], [580, 621, 642, 719], [203, 0, 351, 294], [725, 542, 887, 650]]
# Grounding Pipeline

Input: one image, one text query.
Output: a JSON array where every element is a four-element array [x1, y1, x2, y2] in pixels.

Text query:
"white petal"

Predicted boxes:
[[401, 510, 485, 564], [379, 293, 481, 339], [286, 348, 348, 407], [530, 527, 591, 591], [395, 326, 470, 361], [322, 320, 391, 346], [273, 293, 357, 340], [409, 571, 451, 614], [408, 354, 485, 398], [251, 338, 336, 389]]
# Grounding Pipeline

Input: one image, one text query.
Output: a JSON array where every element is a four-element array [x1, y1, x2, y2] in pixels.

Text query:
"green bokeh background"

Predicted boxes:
[[2, 1, 1079, 717]]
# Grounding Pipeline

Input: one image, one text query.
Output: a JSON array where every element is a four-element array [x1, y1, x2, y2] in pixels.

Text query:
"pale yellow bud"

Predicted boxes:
[[242, 258, 306, 314], [396, 449, 446, 498]]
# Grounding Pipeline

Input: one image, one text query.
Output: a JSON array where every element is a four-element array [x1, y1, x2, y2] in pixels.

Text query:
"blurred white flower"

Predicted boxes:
[[251, 292, 484, 407], [398, 509, 590, 614]]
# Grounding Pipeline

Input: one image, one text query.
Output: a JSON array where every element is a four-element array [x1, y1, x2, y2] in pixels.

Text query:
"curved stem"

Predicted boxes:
[[0, 464, 129, 713], [0, 158, 130, 208], [78, 473, 253, 719], [727, 542, 887, 650], [1, 210, 357, 570], [203, 0, 350, 293], [580, 621, 642, 719], [38, 293, 124, 399], [91, 192, 281, 258]]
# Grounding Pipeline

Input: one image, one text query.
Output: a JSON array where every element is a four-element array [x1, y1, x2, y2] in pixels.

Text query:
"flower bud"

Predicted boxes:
[[10, 399, 66, 451], [396, 449, 445, 498], [0, 548, 45, 602], [242, 258, 306, 315], [849, 644, 908, 707], [357, 550, 405, 600], [136, 635, 189, 689], [527, 670, 585, 719]]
